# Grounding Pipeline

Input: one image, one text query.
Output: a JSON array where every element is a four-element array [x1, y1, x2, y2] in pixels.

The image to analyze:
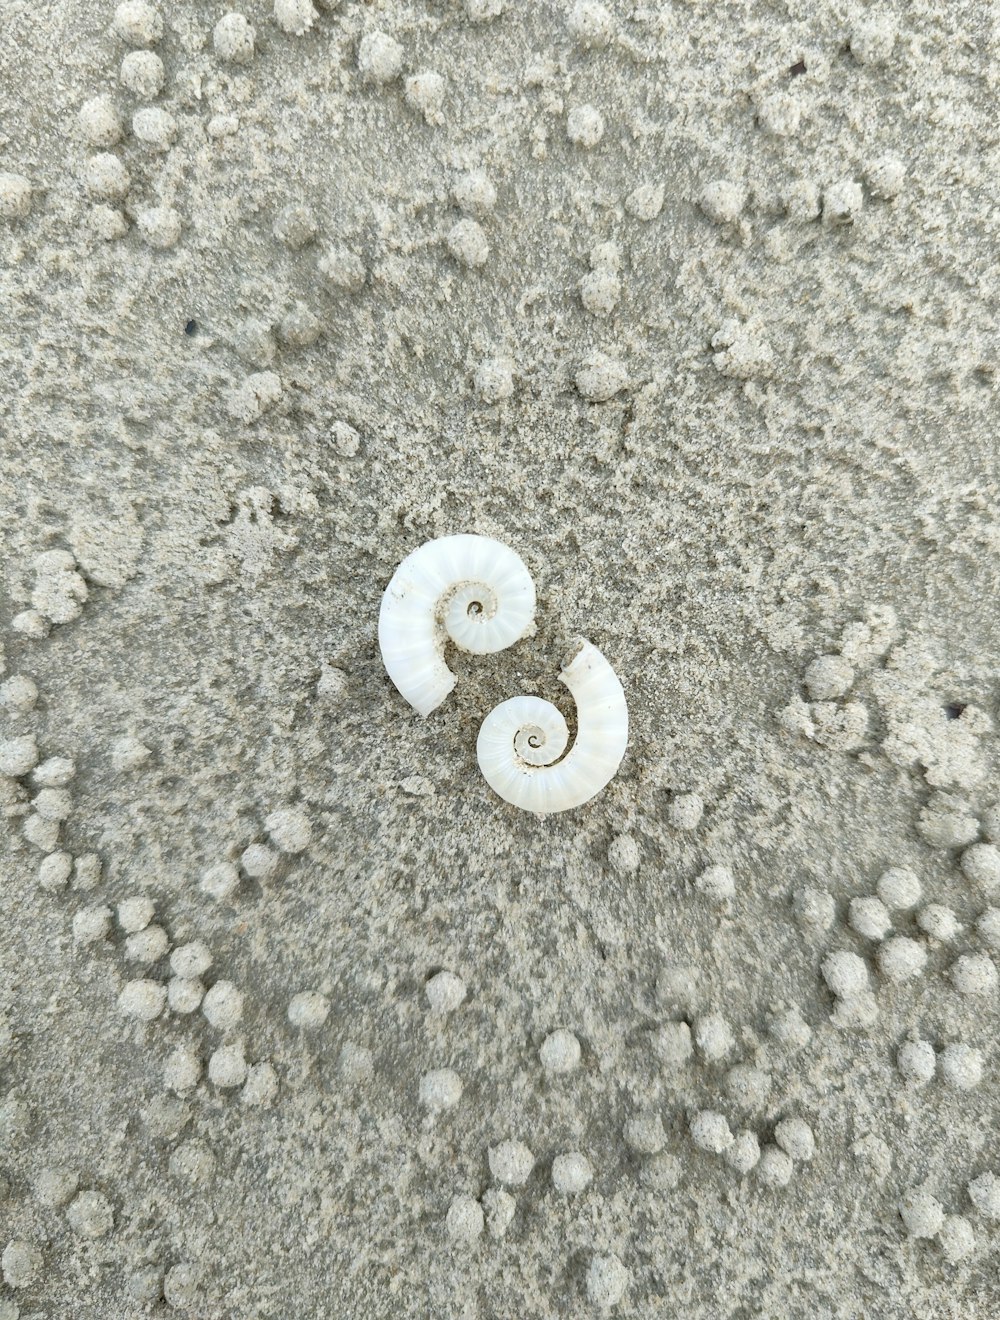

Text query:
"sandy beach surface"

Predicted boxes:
[[1, 1, 999, 1315]]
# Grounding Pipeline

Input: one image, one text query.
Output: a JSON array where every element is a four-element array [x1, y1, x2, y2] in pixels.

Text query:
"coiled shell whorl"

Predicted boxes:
[[476, 639, 628, 814], [378, 534, 536, 717]]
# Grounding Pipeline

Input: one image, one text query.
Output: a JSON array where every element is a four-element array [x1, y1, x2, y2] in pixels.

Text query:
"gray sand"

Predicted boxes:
[[1, 0, 999, 1315]]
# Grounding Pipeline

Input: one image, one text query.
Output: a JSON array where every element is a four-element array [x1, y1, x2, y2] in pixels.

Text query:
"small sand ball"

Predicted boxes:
[[667, 793, 703, 831], [273, 203, 317, 250], [689, 1110, 732, 1154], [274, 0, 316, 35], [982, 803, 1000, 842], [426, 970, 466, 1014], [34, 1167, 78, 1209], [170, 941, 211, 979], [977, 907, 1000, 950], [725, 1064, 771, 1110], [265, 807, 312, 855], [67, 1190, 113, 1239], [241, 843, 279, 880], [897, 1038, 936, 1086], [118, 979, 166, 1020], [112, 1, 162, 46], [758, 91, 800, 137], [0, 735, 39, 777], [12, 609, 49, 637], [482, 1188, 515, 1239], [694, 864, 735, 903], [445, 1193, 484, 1243], [1, 674, 38, 713], [280, 302, 322, 348], [804, 654, 854, 701], [339, 1041, 374, 1084], [552, 1152, 593, 1194], [916, 904, 959, 941], [568, 1, 614, 47], [33, 788, 71, 821], [465, 0, 503, 20], [961, 844, 1000, 894], [867, 154, 905, 199], [725, 1130, 761, 1175], [488, 1139, 535, 1187], [830, 988, 879, 1031], [358, 30, 404, 84], [968, 1171, 1000, 1220], [917, 795, 979, 849], [625, 182, 663, 221], [419, 1068, 463, 1111], [939, 1214, 975, 1263], [202, 980, 243, 1030], [823, 179, 863, 226], [163, 1262, 199, 1310], [201, 861, 239, 901], [699, 179, 745, 223], [208, 1042, 247, 1088], [756, 1145, 794, 1188], [607, 833, 640, 875], [774, 1117, 815, 1163], [653, 1021, 693, 1068], [446, 218, 489, 268], [111, 736, 152, 772], [850, 16, 896, 65], [24, 814, 60, 851], [940, 1043, 983, 1091], [821, 950, 869, 999], [38, 852, 72, 892], [2, 1240, 41, 1289], [33, 756, 74, 787], [214, 13, 255, 63], [567, 104, 604, 148], [120, 50, 165, 98], [125, 925, 169, 964], [575, 352, 628, 402], [168, 1139, 215, 1186], [474, 358, 514, 403], [77, 95, 123, 147], [73, 905, 112, 946], [952, 953, 997, 997], [580, 268, 620, 318], [132, 106, 176, 150], [242, 1060, 279, 1107], [453, 170, 496, 216], [793, 886, 835, 930], [540, 1028, 581, 1074], [405, 72, 445, 123], [164, 1044, 201, 1094], [694, 1012, 734, 1060], [876, 867, 922, 910], [769, 1006, 812, 1051], [168, 977, 204, 1015], [900, 1188, 944, 1238], [287, 990, 329, 1030], [0, 172, 32, 220], [587, 1253, 628, 1309], [137, 206, 181, 249], [623, 1112, 665, 1156], [118, 895, 154, 932], [848, 896, 891, 941], [876, 936, 927, 984], [318, 245, 366, 292]]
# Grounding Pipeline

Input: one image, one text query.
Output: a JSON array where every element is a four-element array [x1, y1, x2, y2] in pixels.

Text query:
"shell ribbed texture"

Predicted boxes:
[[477, 639, 628, 814], [378, 534, 536, 717]]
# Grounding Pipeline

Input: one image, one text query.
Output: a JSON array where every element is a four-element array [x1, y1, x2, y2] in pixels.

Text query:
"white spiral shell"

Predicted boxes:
[[379, 534, 536, 716], [476, 639, 628, 814]]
